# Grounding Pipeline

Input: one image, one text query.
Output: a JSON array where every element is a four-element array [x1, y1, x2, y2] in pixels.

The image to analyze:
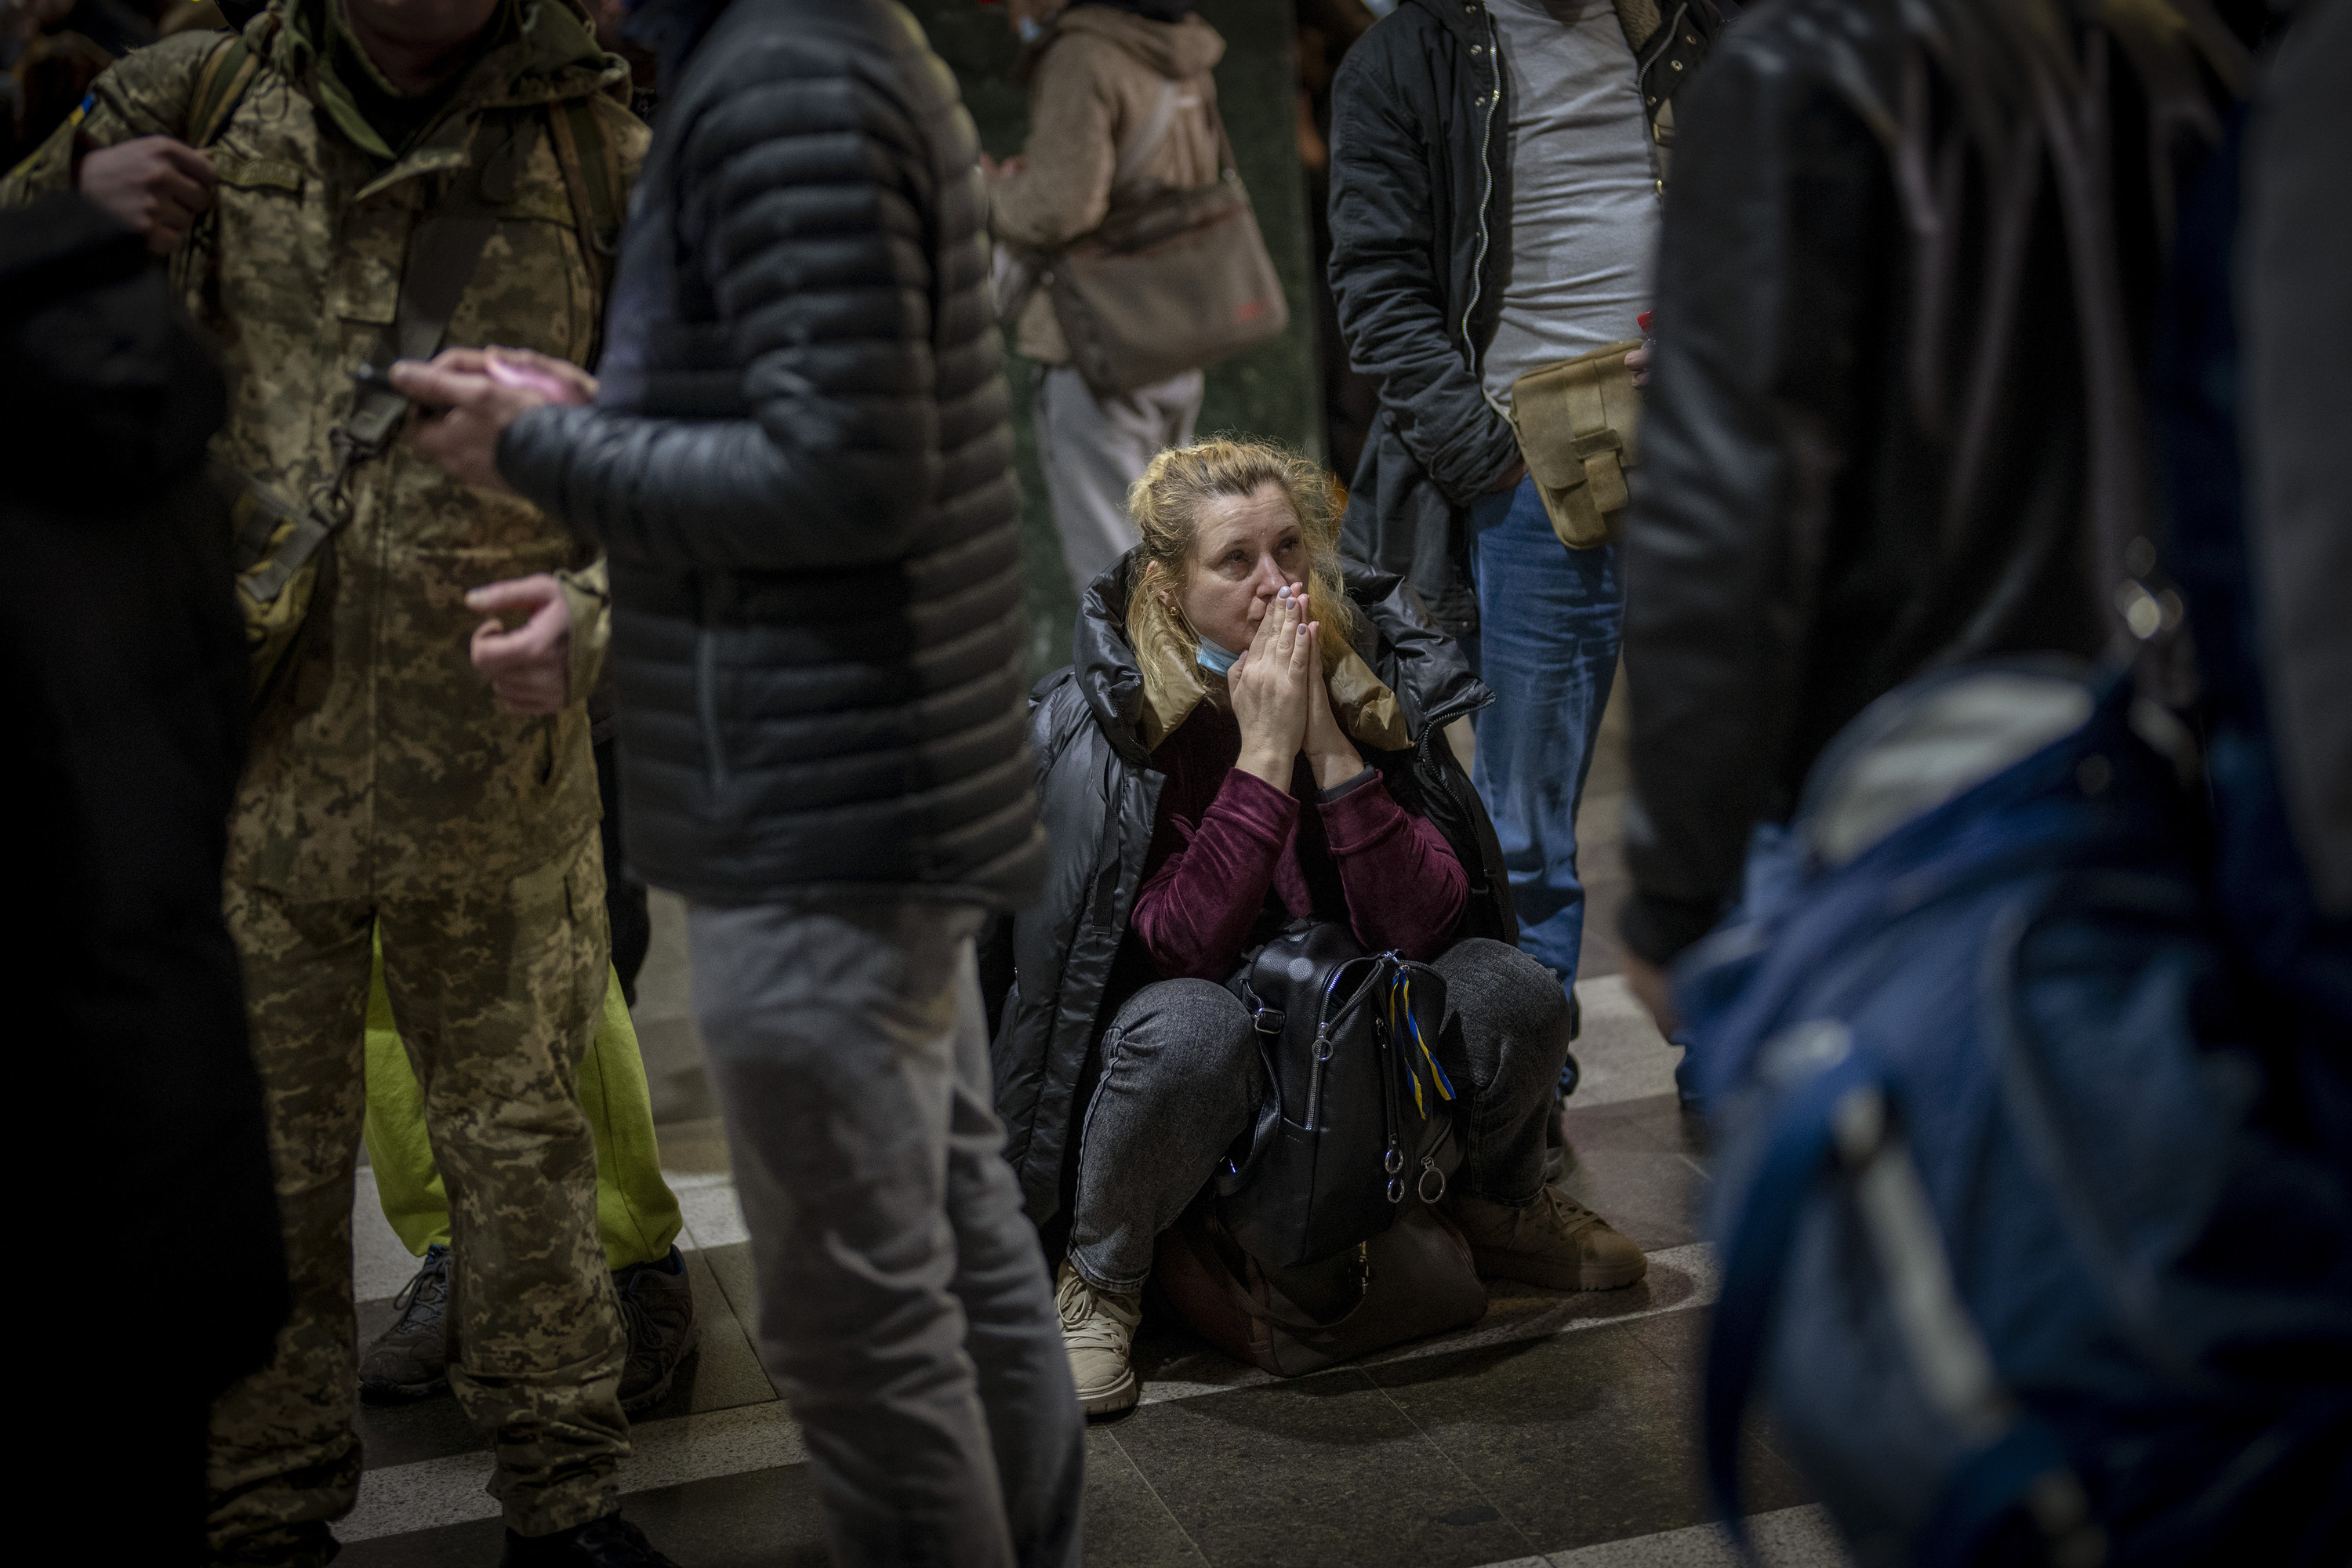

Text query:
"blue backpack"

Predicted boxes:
[[1683, 661, 2352, 1567]]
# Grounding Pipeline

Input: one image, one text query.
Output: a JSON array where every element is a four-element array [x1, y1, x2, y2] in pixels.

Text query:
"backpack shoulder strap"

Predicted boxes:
[[1111, 78, 1182, 196], [545, 95, 624, 363], [547, 96, 623, 255], [185, 33, 261, 148]]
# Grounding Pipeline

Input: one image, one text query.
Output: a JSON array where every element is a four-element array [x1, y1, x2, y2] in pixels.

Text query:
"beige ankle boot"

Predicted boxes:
[[1448, 1186, 1648, 1291]]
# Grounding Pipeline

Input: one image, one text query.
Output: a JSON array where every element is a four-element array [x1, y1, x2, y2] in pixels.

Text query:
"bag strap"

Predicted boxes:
[[1111, 78, 1181, 195], [545, 95, 622, 365], [185, 33, 260, 149], [241, 114, 532, 604]]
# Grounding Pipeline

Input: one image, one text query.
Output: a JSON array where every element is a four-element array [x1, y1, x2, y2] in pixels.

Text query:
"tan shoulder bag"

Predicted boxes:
[[1507, 340, 1643, 550]]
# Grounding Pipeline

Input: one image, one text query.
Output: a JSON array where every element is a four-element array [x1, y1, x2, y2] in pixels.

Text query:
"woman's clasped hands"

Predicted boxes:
[[1228, 583, 1364, 793]]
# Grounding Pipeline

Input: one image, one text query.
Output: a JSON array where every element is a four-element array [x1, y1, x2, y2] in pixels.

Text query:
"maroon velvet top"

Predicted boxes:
[[1129, 700, 1468, 982]]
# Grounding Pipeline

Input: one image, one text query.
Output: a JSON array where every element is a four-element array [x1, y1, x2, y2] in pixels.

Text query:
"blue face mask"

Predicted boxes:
[[1195, 636, 1240, 677]]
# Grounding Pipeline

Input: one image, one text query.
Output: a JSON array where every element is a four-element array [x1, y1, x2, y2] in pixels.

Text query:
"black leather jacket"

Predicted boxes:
[[984, 559, 1510, 1229], [500, 0, 1044, 908], [1619, 0, 2241, 963], [1326, 0, 1721, 637]]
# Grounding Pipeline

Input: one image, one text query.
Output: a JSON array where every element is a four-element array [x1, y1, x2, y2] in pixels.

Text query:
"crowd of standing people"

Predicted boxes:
[[11, 0, 2346, 1565]]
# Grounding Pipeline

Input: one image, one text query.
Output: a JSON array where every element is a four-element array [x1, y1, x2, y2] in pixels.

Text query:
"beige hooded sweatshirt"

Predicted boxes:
[[990, 5, 1227, 365]]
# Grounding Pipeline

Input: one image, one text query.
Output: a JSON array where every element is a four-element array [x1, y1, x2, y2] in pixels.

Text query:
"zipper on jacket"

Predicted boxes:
[[1457, 3, 1502, 375], [695, 628, 729, 792]]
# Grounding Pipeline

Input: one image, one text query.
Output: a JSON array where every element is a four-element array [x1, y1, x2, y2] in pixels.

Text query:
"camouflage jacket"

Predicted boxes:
[[2, 0, 648, 902]]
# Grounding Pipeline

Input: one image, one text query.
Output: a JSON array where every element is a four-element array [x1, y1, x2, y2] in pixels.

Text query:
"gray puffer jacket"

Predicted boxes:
[[500, 0, 1045, 908]]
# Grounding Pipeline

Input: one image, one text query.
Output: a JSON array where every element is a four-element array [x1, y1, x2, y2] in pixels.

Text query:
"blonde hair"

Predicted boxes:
[[1123, 437, 1360, 699]]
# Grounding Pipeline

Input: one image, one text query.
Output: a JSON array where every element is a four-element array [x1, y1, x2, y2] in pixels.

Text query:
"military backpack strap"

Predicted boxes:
[[241, 114, 535, 614], [185, 34, 261, 148], [545, 95, 623, 361]]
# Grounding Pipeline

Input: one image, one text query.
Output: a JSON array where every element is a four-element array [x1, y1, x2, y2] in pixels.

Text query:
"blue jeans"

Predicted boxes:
[[1465, 475, 1624, 996]]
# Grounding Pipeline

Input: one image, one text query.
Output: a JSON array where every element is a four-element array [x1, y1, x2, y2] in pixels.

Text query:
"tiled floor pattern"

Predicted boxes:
[[341, 684, 1853, 1565], [339, 971, 1842, 1566]]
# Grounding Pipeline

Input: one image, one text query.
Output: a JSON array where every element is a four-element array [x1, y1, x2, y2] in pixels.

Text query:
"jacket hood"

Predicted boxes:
[[1047, 5, 1225, 79], [1068, 552, 1491, 769]]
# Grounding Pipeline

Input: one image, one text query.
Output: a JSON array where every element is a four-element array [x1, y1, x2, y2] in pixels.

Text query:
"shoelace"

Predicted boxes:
[[1534, 1187, 1604, 1242], [389, 1250, 450, 1334], [1055, 1272, 1129, 1350]]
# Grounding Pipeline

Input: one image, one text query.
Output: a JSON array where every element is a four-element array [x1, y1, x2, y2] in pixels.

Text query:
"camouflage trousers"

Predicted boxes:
[[209, 830, 628, 1561]]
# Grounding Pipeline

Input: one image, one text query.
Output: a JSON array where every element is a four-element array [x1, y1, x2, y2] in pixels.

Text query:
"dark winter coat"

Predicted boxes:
[[5, 195, 288, 1443], [1619, 0, 2241, 963], [1325, 0, 1722, 638], [500, 0, 1045, 909], [985, 557, 1512, 1229]]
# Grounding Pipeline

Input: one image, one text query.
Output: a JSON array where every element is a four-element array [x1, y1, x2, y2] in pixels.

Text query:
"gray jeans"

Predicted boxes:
[[1035, 363, 1204, 591], [1068, 937, 1570, 1291], [688, 899, 1083, 1568]]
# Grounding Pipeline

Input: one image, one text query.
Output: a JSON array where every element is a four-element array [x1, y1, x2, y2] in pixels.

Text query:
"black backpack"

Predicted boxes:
[[1214, 921, 1462, 1270]]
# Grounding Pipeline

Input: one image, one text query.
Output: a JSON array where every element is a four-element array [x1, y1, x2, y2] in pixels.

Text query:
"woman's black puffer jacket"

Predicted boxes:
[[983, 557, 1513, 1229], [499, 0, 1044, 909]]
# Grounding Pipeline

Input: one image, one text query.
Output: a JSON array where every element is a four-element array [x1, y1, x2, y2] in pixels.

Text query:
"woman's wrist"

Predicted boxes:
[[1235, 746, 1296, 789], [1307, 745, 1365, 793]]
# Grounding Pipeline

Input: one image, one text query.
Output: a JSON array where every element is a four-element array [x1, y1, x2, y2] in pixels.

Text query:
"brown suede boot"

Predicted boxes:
[[1448, 1187, 1648, 1291]]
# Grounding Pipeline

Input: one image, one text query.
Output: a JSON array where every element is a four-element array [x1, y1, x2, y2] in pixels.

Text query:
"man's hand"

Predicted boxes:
[[1625, 341, 1651, 389], [78, 136, 217, 256], [1623, 951, 1682, 1037], [978, 151, 1027, 181], [467, 574, 572, 716], [395, 347, 593, 495]]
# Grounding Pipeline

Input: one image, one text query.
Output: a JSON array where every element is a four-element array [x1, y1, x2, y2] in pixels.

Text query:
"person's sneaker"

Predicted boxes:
[[1055, 1260, 1141, 1417], [359, 1243, 451, 1403], [499, 1512, 680, 1566], [1448, 1186, 1648, 1292], [615, 1246, 699, 1414]]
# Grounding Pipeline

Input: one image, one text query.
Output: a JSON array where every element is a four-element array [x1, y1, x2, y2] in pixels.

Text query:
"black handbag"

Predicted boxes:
[[1214, 922, 1462, 1269]]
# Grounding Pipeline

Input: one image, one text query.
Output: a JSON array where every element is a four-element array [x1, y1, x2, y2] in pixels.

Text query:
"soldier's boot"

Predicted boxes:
[[358, 1244, 451, 1403], [615, 1246, 699, 1414], [500, 1512, 680, 1566]]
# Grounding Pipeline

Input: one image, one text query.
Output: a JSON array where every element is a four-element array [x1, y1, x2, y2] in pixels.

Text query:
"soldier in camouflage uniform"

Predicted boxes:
[[1, 1, 675, 1563]]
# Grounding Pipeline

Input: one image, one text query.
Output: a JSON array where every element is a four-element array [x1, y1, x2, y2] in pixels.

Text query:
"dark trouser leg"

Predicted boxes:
[[688, 899, 1078, 1568], [1433, 938, 1574, 1205], [592, 735, 651, 1007], [1066, 980, 1261, 1293]]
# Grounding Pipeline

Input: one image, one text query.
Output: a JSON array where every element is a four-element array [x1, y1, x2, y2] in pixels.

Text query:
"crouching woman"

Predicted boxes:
[[987, 439, 1645, 1417]]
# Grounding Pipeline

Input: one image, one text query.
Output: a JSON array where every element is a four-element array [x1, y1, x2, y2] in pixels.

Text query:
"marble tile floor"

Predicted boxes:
[[338, 685, 1854, 1564], [339, 959, 1846, 1567]]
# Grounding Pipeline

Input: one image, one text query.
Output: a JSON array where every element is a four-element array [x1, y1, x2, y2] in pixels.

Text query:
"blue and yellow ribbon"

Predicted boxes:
[[1388, 971, 1454, 1116]]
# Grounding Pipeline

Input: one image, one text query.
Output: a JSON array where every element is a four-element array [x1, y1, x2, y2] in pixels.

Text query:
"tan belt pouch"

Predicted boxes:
[[1506, 339, 1643, 550]]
